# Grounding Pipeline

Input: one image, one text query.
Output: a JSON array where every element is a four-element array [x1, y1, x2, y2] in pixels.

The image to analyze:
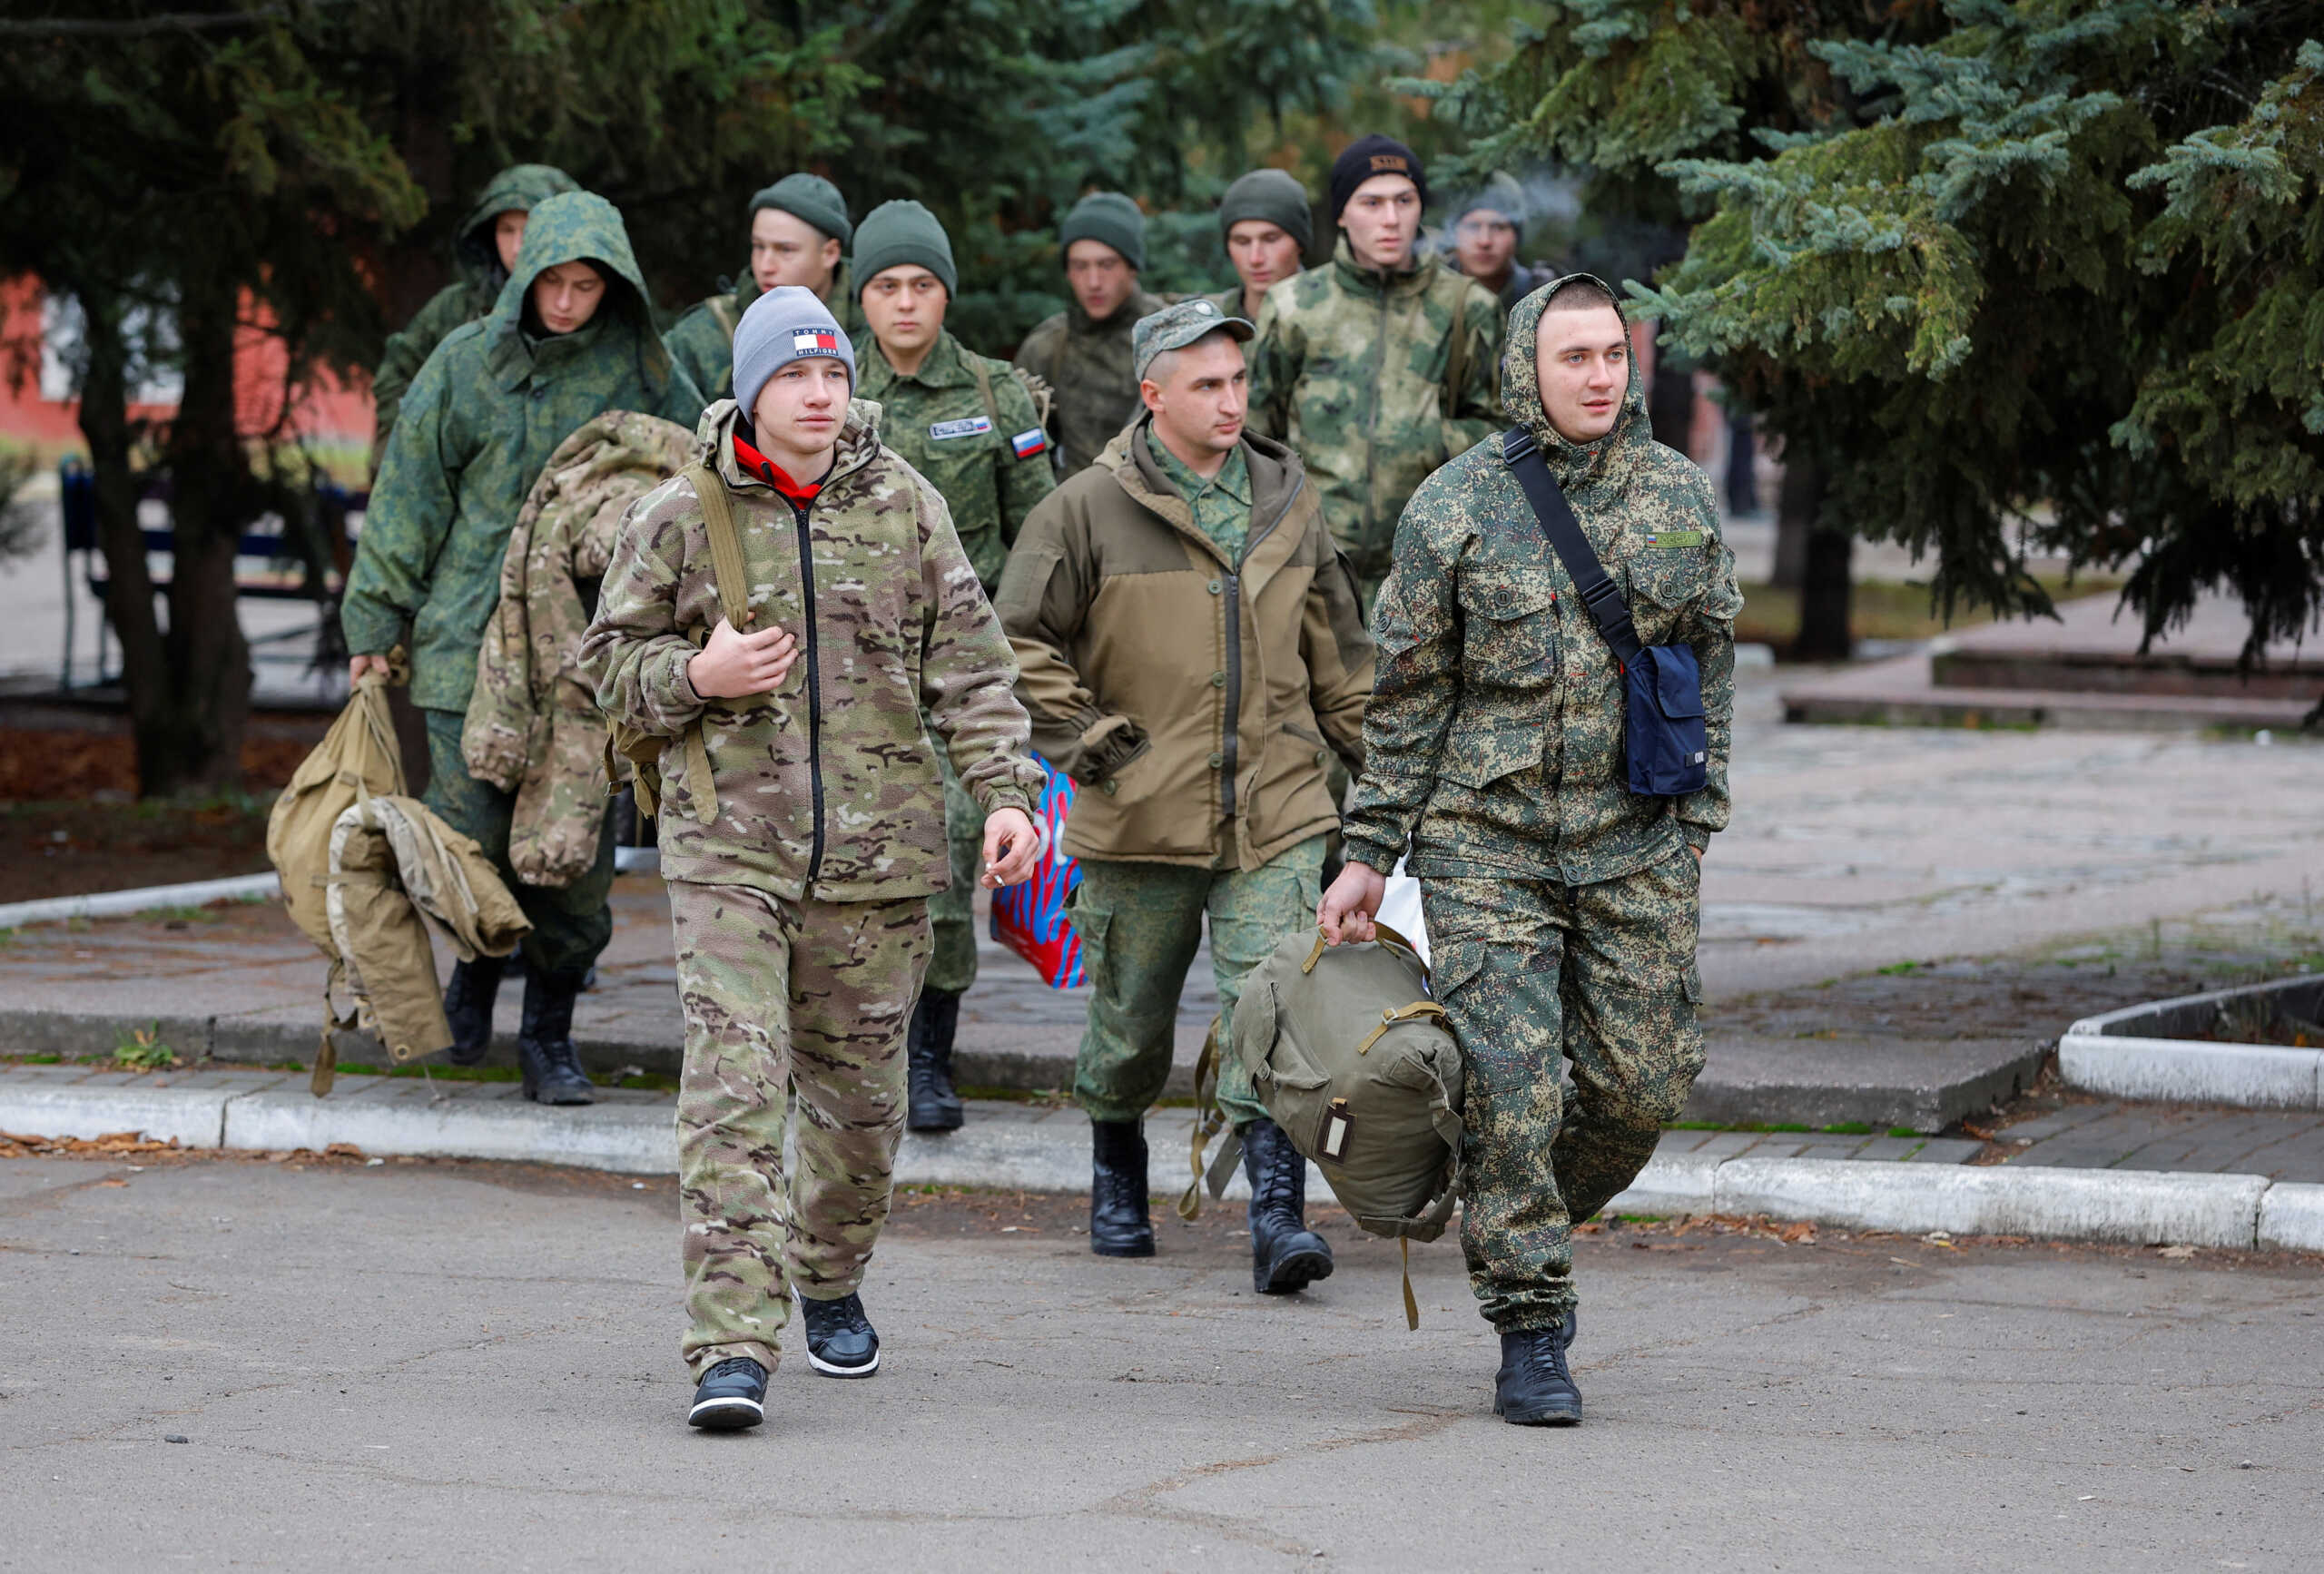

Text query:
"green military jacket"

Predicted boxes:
[[855, 330, 1056, 595], [1199, 285, 1264, 367], [1014, 288, 1167, 479], [664, 263, 861, 402], [370, 164, 579, 456], [1249, 239, 1506, 595], [343, 192, 706, 715], [1342, 275, 1743, 889], [578, 398, 1042, 903]]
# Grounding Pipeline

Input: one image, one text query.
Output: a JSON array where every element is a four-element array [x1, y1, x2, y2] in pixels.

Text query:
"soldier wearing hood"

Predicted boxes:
[[665, 174, 861, 402], [369, 163, 580, 462], [344, 191, 706, 1108], [1318, 276, 1741, 1428]]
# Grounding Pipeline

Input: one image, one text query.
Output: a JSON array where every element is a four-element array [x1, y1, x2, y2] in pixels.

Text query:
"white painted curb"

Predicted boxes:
[[222, 1088, 675, 1176], [0, 873, 281, 930], [2062, 976, 2324, 1110], [2257, 1182, 2324, 1254], [0, 1085, 233, 1149]]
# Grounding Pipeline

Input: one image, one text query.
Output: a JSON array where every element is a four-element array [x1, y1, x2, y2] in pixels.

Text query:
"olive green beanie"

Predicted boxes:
[[750, 173, 853, 247], [1217, 169, 1313, 252], [852, 200, 958, 297], [1058, 192, 1146, 272]]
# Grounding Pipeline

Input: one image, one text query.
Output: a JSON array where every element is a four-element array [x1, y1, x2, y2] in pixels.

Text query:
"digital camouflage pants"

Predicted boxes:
[[1068, 834, 1327, 1130], [421, 709, 614, 977], [923, 743, 983, 998], [668, 879, 931, 1378], [1422, 847, 1706, 1332]]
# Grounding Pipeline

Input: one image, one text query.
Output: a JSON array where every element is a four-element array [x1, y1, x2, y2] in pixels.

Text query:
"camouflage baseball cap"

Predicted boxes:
[[1131, 297, 1255, 382]]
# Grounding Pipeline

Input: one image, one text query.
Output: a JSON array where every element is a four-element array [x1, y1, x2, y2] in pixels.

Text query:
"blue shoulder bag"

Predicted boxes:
[[1500, 428, 1709, 797]]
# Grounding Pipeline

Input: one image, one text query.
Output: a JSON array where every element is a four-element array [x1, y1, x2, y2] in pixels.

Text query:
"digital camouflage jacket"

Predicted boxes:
[[1014, 288, 1168, 479], [1340, 274, 1742, 888], [369, 164, 580, 457], [462, 410, 694, 889], [577, 398, 1042, 903], [663, 263, 861, 403], [854, 329, 1055, 595], [1248, 239, 1507, 594], [343, 192, 705, 715]]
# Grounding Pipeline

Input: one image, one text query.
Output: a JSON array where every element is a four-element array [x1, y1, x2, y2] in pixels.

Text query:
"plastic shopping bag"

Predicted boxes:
[[1374, 856, 1431, 966], [989, 752, 1085, 989]]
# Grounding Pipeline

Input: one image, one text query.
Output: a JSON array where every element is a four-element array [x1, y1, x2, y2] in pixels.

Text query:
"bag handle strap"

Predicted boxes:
[[1177, 1017, 1237, 1221], [1300, 918, 1425, 978], [1500, 428, 1642, 669], [1354, 999, 1451, 1058]]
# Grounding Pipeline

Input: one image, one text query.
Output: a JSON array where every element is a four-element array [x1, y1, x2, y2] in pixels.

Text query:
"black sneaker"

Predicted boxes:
[[796, 1291, 881, 1378], [687, 1356, 767, 1430]]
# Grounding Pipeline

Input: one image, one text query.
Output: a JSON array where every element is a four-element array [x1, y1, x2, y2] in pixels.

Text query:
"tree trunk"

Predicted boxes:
[[1648, 354, 1695, 458], [1773, 448, 1814, 589], [75, 287, 170, 714], [1783, 455, 1854, 661]]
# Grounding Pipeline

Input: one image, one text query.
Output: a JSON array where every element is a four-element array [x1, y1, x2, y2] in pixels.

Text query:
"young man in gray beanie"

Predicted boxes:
[[581, 285, 1046, 1431], [1451, 172, 1551, 313], [851, 199, 1059, 1135], [665, 173, 862, 400], [1014, 191, 1167, 477], [1202, 168, 1314, 344]]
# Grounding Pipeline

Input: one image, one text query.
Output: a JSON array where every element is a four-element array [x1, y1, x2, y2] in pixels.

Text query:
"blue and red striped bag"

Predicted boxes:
[[989, 752, 1085, 989]]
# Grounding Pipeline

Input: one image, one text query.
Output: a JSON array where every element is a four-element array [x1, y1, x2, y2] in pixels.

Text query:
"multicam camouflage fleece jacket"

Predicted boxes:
[[663, 264, 861, 404], [1248, 239, 1506, 592], [344, 192, 706, 714], [576, 398, 1042, 903], [855, 330, 1055, 594], [1014, 289, 1168, 478], [1341, 274, 1743, 888]]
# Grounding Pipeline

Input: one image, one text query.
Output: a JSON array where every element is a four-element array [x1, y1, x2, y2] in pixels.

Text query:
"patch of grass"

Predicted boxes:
[[141, 904, 222, 925], [1876, 960, 1921, 977], [1666, 1120, 1728, 1131], [113, 1021, 179, 1072], [22, 1053, 60, 1065], [1734, 574, 2126, 654], [335, 1061, 523, 1083], [1888, 1126, 1921, 1138], [1766, 1122, 1812, 1134], [1820, 1122, 1875, 1136], [1612, 1214, 1669, 1225]]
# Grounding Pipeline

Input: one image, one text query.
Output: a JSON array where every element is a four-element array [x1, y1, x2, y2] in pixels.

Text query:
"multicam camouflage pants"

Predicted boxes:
[[923, 742, 984, 998], [421, 709, 614, 977], [668, 879, 932, 1378], [1422, 847, 1706, 1332], [1068, 834, 1327, 1130]]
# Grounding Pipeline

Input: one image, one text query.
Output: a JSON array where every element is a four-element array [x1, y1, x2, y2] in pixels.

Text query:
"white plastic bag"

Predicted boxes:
[[1374, 856, 1430, 965]]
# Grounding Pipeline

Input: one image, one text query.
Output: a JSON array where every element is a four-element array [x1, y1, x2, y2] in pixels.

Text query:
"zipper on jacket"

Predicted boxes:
[[1214, 468, 1303, 831], [786, 494, 827, 889]]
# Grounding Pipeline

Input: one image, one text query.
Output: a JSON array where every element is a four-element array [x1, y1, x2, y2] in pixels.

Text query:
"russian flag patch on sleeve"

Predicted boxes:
[[792, 329, 841, 354], [1011, 428, 1049, 459]]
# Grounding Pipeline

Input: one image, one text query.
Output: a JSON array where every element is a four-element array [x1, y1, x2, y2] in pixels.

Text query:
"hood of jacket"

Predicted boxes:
[[453, 163, 582, 296], [1502, 271, 1653, 487], [690, 395, 888, 491], [486, 190, 674, 397]]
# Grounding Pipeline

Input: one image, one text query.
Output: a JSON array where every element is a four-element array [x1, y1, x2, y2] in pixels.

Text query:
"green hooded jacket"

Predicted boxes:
[[1248, 239, 1506, 598], [663, 262, 861, 403], [369, 164, 580, 454], [1340, 275, 1743, 889], [344, 191, 707, 714]]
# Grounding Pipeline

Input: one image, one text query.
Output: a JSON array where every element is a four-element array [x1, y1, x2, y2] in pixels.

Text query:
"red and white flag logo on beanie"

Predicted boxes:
[[792, 329, 841, 354]]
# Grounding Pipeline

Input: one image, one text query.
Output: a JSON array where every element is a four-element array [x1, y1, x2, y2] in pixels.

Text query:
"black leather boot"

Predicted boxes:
[[905, 987, 965, 1133], [1088, 1119, 1154, 1257], [441, 954, 506, 1067], [1241, 1117, 1334, 1294], [1493, 1313, 1582, 1426], [517, 967, 596, 1106]]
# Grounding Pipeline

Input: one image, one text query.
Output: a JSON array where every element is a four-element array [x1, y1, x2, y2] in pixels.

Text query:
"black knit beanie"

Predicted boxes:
[[1328, 135, 1426, 224]]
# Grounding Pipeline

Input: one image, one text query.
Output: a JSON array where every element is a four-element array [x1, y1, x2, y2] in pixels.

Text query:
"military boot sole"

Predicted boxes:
[[1089, 1230, 1156, 1258], [444, 1041, 492, 1069], [905, 1100, 965, 1133], [1493, 1390, 1582, 1426], [1256, 1239, 1334, 1294]]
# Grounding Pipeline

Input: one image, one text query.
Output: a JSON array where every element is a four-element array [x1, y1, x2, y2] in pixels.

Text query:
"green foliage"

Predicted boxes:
[[113, 1022, 179, 1072], [1451, 1, 2324, 670]]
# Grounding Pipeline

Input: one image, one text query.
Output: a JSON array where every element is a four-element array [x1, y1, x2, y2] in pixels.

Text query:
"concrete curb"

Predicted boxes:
[[2062, 976, 2324, 1110], [0, 873, 281, 930], [7, 1079, 2317, 1250]]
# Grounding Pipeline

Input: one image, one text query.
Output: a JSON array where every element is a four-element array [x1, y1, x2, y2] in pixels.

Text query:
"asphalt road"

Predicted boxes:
[[4, 1153, 2319, 1572]]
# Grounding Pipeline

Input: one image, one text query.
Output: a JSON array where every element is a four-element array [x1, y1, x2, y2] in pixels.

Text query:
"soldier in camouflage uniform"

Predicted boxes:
[[344, 192, 705, 1107], [664, 173, 861, 403], [1448, 172, 1553, 316], [369, 163, 578, 465], [1014, 192, 1167, 478], [1319, 275, 1741, 1426], [1200, 168, 1314, 360], [851, 200, 1058, 1133], [577, 288, 1043, 1430], [997, 300, 1373, 1283], [1249, 135, 1506, 605]]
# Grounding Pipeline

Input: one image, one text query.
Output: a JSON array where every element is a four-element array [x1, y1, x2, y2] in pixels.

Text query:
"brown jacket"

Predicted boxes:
[[994, 415, 1373, 870]]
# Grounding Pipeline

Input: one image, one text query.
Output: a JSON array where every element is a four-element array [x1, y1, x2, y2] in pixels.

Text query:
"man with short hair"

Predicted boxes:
[[581, 287, 1045, 1431], [996, 298, 1374, 1288], [1014, 192, 1167, 477], [1251, 135, 1505, 605], [1317, 275, 1741, 1427], [851, 199, 1058, 1132], [345, 192, 706, 1107], [1202, 168, 1312, 352], [369, 163, 578, 461], [665, 174, 860, 401], [1451, 173, 1551, 314]]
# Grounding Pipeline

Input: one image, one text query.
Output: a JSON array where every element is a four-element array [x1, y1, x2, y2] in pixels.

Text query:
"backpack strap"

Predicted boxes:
[[1501, 428, 1644, 669], [1177, 1016, 1239, 1220], [970, 356, 1003, 437], [1354, 999, 1450, 1058], [684, 461, 754, 629]]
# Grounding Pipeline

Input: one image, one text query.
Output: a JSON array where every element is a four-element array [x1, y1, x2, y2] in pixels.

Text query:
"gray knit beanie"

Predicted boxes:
[[1455, 172, 1529, 229], [1217, 169, 1313, 252], [732, 285, 855, 413], [1059, 192, 1146, 272], [852, 200, 958, 297], [749, 173, 853, 247]]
